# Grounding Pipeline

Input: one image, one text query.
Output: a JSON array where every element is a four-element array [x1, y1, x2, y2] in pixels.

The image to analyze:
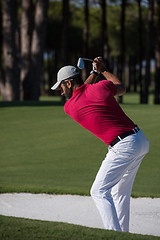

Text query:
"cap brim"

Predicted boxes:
[[51, 81, 61, 90]]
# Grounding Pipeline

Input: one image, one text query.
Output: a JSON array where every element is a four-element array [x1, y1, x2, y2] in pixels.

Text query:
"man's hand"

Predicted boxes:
[[84, 56, 126, 96], [93, 57, 106, 73], [84, 57, 102, 84], [93, 57, 126, 96]]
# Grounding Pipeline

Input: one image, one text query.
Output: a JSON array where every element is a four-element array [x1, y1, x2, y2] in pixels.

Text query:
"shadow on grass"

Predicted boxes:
[[0, 101, 65, 108]]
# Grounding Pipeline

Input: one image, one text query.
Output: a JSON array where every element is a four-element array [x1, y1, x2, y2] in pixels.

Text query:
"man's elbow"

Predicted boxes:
[[115, 84, 126, 96]]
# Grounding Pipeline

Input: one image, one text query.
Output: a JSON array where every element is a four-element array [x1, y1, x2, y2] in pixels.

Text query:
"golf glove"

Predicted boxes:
[[92, 62, 100, 74]]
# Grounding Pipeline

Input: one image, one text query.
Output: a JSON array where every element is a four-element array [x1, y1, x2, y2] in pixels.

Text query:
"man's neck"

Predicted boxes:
[[73, 83, 83, 91]]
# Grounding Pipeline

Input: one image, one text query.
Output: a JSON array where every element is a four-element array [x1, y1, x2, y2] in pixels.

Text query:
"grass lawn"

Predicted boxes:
[[0, 94, 160, 240], [0, 94, 160, 197], [0, 215, 159, 240]]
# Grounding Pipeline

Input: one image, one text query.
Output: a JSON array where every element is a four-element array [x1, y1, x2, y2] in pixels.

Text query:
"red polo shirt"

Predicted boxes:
[[64, 80, 135, 145]]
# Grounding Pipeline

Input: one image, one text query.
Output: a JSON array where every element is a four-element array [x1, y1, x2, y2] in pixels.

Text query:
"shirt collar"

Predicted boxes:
[[72, 84, 88, 96]]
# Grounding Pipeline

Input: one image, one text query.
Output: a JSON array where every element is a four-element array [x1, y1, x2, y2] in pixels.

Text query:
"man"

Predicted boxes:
[[51, 57, 149, 232]]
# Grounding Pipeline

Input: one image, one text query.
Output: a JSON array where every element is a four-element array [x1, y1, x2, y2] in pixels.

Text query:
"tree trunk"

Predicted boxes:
[[99, 0, 108, 64], [61, 0, 69, 102], [142, 0, 154, 104], [2, 0, 19, 101], [154, 0, 160, 104], [61, 0, 69, 65], [118, 0, 126, 104], [20, 0, 33, 100], [82, 0, 89, 80], [0, 0, 5, 96], [125, 57, 130, 92], [29, 0, 49, 100], [137, 0, 143, 103], [133, 57, 137, 92]]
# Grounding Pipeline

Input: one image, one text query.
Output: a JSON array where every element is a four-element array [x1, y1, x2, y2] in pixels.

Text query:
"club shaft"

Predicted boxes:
[[82, 58, 93, 62]]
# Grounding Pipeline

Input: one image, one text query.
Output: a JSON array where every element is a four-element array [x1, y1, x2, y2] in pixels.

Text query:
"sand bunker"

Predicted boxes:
[[0, 193, 160, 237]]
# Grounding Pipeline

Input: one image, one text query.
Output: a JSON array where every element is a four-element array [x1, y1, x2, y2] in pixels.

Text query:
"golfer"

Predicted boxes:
[[51, 57, 149, 232]]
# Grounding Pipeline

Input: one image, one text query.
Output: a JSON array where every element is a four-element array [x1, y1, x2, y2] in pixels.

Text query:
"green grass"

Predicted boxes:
[[0, 215, 159, 240], [0, 94, 160, 197]]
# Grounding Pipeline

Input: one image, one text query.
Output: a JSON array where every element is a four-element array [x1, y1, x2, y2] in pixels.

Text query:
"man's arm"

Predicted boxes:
[[94, 57, 126, 96], [84, 72, 98, 84], [101, 70, 126, 96]]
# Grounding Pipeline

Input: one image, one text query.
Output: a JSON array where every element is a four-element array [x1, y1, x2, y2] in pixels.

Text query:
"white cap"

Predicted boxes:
[[51, 66, 79, 90]]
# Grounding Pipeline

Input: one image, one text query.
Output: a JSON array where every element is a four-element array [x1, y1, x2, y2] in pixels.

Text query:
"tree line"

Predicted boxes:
[[0, 0, 160, 104]]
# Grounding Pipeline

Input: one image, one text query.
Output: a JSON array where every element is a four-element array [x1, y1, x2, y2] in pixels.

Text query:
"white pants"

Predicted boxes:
[[90, 129, 149, 232]]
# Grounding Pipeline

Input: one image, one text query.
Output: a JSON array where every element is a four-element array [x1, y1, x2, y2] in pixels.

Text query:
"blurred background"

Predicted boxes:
[[0, 0, 159, 104]]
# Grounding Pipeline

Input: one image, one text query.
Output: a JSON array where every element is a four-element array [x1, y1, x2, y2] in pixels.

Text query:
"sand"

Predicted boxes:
[[0, 193, 160, 237]]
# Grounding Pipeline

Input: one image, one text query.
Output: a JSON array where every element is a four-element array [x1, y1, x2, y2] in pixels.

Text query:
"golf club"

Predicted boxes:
[[77, 57, 93, 69]]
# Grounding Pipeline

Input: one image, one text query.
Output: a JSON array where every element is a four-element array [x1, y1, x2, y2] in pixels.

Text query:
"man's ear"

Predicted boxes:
[[65, 80, 72, 88]]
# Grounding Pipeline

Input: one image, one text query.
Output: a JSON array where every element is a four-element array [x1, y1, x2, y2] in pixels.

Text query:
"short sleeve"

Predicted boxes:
[[99, 80, 117, 96]]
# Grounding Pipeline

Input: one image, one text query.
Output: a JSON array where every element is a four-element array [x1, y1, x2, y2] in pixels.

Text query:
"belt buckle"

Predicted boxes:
[[133, 125, 139, 133], [133, 128, 137, 134], [118, 136, 122, 140]]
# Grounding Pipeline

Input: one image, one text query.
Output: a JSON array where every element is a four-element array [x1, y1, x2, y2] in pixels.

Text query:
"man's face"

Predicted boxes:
[[60, 81, 73, 99]]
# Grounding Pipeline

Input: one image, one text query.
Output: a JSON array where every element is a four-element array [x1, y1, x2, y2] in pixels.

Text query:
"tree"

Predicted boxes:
[[2, 0, 19, 101], [20, 0, 33, 100], [142, 0, 154, 104], [154, 0, 160, 104], [27, 0, 49, 100], [82, 0, 89, 79], [117, 0, 126, 103], [83, 0, 89, 58], [61, 0, 70, 65], [0, 0, 4, 95], [137, 0, 143, 103], [99, 0, 109, 63]]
